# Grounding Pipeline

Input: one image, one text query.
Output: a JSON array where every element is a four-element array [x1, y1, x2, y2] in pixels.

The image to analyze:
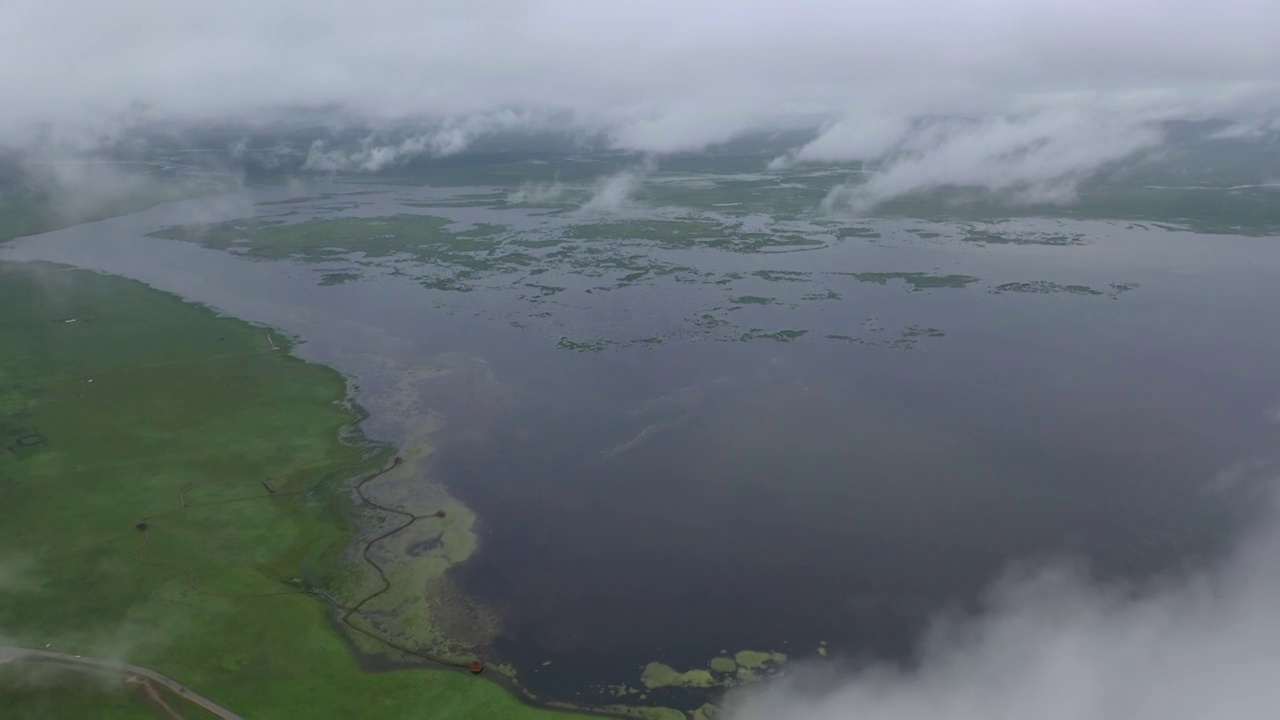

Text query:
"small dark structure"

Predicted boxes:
[[135, 522, 148, 532], [469, 660, 484, 675], [393, 455, 403, 466], [434, 510, 447, 518]]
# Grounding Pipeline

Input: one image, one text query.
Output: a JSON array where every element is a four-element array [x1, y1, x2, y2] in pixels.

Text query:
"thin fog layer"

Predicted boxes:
[[726, 489, 1280, 720], [4, 1, 1280, 210], [4, 0, 1278, 146]]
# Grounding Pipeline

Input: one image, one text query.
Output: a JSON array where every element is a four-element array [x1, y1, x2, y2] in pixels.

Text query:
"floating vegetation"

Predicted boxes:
[[563, 220, 826, 253], [148, 210, 1134, 355], [845, 272, 980, 291], [557, 337, 614, 352], [640, 663, 717, 690], [404, 192, 506, 208], [709, 657, 738, 673], [993, 280, 1141, 299], [802, 289, 841, 301], [319, 271, 362, 286], [523, 283, 566, 297], [752, 270, 810, 282], [827, 325, 944, 350], [693, 313, 731, 329], [835, 226, 881, 239], [961, 228, 1087, 246], [993, 281, 1103, 295], [639, 650, 786, 691], [741, 328, 808, 342], [733, 650, 786, 669], [902, 325, 946, 338], [906, 229, 943, 238], [692, 703, 720, 720]]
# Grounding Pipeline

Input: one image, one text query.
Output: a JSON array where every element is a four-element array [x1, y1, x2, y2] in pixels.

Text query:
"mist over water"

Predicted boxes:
[[725, 484, 1280, 720]]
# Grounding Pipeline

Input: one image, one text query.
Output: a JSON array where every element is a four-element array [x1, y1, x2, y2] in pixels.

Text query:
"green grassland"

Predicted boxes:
[[0, 261, 597, 720], [0, 169, 235, 243]]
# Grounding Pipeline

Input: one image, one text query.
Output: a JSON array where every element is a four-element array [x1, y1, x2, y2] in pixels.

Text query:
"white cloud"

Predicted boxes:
[[1, 0, 1277, 156], [819, 105, 1166, 212], [726, 485, 1280, 720], [301, 110, 562, 172], [508, 181, 571, 204], [581, 161, 652, 213], [770, 114, 911, 169]]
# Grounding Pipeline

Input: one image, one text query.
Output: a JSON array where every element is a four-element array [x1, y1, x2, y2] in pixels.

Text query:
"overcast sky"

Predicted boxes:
[[4, 1, 1279, 209], [4, 0, 1278, 147]]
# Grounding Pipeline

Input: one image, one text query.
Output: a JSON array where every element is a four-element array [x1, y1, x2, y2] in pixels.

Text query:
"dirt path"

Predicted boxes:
[[0, 646, 244, 720]]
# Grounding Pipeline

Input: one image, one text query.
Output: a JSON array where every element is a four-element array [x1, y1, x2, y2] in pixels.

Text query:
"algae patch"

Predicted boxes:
[[846, 272, 980, 291], [638, 650, 787, 692], [640, 663, 718, 690]]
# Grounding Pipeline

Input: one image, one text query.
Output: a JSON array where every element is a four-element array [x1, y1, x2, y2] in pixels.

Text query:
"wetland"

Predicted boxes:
[[3, 153, 1280, 717]]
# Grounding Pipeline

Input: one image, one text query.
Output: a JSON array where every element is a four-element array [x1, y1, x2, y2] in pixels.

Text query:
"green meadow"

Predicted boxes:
[[0, 261, 597, 720]]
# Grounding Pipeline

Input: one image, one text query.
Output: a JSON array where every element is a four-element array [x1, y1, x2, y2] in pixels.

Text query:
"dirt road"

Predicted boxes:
[[0, 646, 245, 720]]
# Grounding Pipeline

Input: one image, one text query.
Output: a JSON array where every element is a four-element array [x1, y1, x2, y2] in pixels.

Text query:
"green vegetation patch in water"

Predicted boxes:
[[639, 663, 717, 690], [319, 270, 362, 286], [708, 657, 738, 673], [993, 281, 1103, 295], [846, 272, 980, 291], [557, 337, 615, 353], [729, 295, 776, 305]]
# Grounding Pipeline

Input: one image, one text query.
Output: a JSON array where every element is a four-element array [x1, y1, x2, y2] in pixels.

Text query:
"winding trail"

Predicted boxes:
[[339, 455, 473, 670], [0, 646, 245, 720], [132, 452, 474, 671]]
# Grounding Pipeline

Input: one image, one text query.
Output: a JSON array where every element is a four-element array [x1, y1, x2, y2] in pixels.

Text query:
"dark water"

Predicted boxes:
[[6, 184, 1280, 708], [435, 309, 1276, 702]]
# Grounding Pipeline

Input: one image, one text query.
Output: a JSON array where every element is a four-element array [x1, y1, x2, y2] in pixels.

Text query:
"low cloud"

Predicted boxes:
[[581, 161, 653, 213], [2, 1, 1277, 159], [303, 110, 563, 172], [508, 181, 571, 205], [769, 113, 910, 170], [726, 483, 1280, 720], [816, 105, 1165, 213]]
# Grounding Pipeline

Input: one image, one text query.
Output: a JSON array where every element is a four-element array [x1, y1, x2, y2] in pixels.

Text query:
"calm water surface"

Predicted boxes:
[[5, 185, 1279, 705]]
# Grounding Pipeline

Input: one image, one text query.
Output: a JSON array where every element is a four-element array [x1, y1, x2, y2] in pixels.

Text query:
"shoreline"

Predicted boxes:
[[0, 258, 620, 720]]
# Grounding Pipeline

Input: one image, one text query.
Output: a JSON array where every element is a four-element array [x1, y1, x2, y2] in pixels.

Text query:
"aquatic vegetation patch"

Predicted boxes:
[[557, 337, 615, 352], [835, 226, 882, 239], [708, 657, 738, 673], [752, 270, 810, 283], [992, 280, 1140, 299], [803, 289, 842, 301], [960, 228, 1087, 246], [319, 270, 362, 285], [845, 272, 981, 291], [564, 220, 826, 253], [638, 649, 786, 691], [993, 280, 1103, 295], [640, 663, 718, 690], [826, 324, 946, 351], [741, 329, 808, 342], [733, 650, 786, 669]]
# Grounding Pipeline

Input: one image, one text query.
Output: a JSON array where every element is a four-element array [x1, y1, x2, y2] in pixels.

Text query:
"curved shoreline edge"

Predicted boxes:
[[0, 260, 629, 720]]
